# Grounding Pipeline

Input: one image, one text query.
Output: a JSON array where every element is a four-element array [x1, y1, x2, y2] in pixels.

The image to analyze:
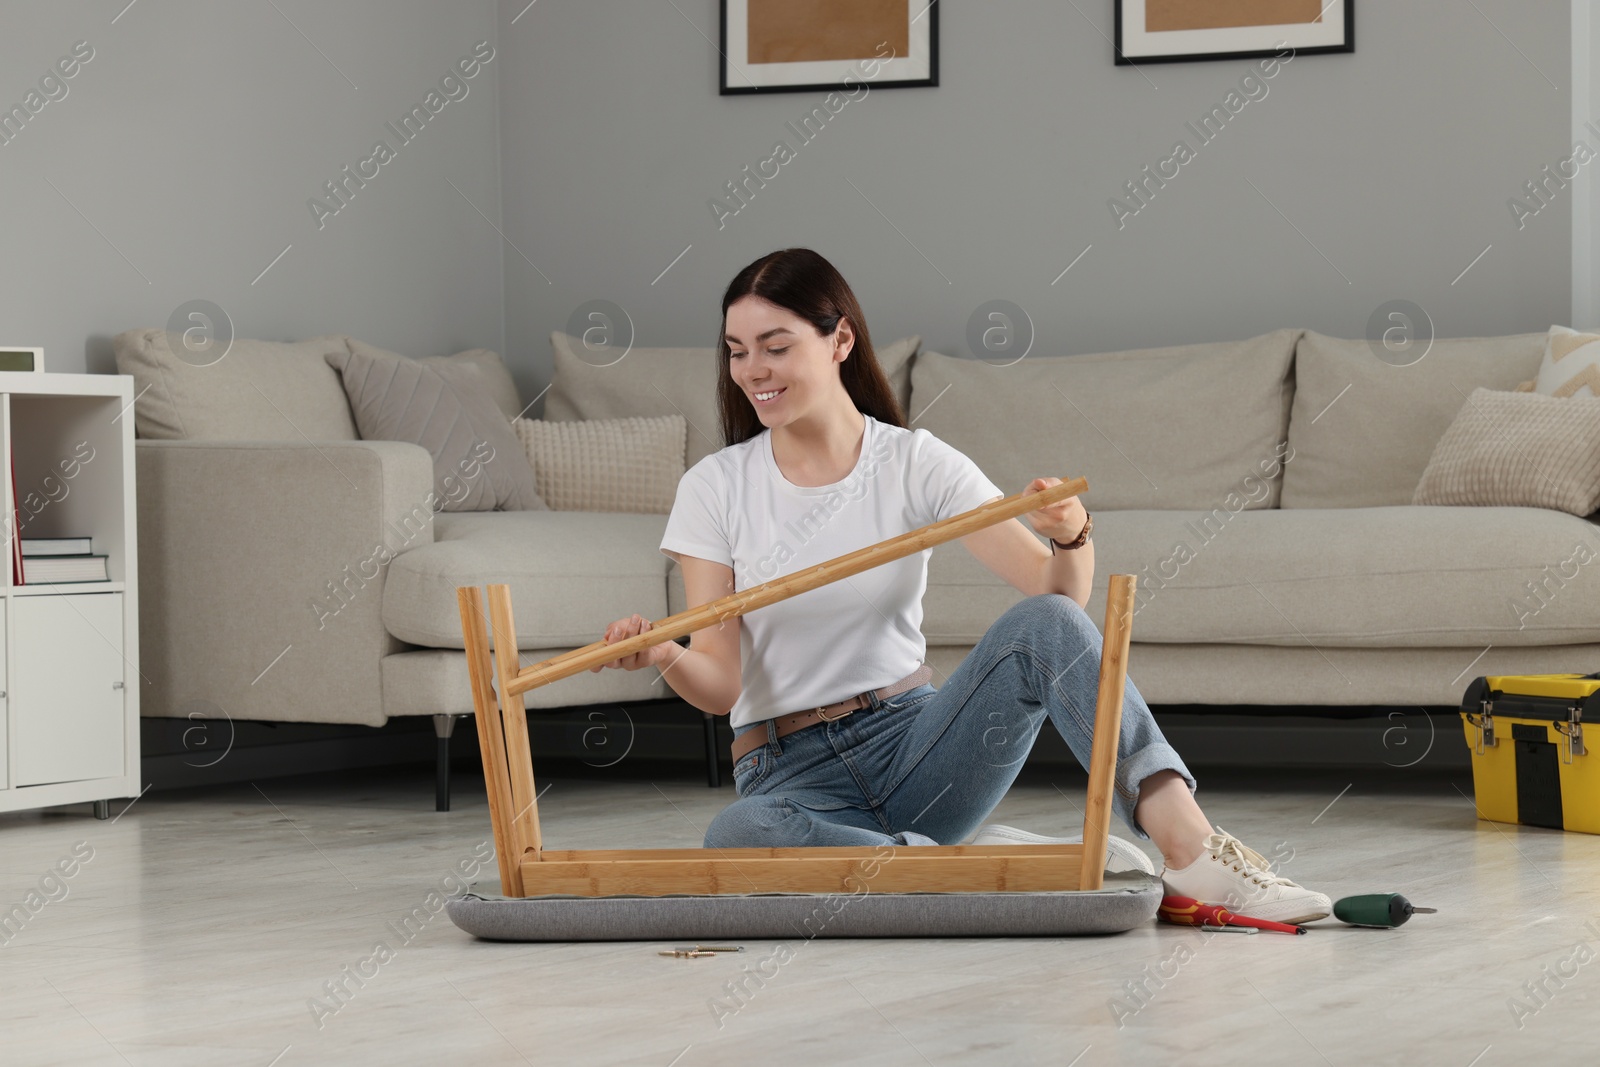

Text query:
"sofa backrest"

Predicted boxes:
[[1281, 330, 1548, 508], [909, 329, 1301, 510], [544, 331, 920, 467], [112, 331, 525, 442]]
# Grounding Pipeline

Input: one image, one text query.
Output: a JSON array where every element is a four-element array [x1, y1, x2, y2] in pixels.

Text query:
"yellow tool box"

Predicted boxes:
[[1460, 674, 1600, 834]]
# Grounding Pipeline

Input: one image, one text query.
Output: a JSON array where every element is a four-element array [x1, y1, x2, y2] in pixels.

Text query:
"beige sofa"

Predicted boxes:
[[117, 326, 1600, 807]]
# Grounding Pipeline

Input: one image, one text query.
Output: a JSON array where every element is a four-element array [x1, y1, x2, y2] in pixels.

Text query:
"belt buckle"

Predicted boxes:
[[815, 702, 854, 722]]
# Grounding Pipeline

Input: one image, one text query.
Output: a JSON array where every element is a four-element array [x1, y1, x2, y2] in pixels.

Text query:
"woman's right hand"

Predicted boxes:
[[589, 614, 673, 672]]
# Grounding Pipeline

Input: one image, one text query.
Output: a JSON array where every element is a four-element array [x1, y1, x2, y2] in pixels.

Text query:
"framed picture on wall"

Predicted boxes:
[[1115, 0, 1353, 65], [719, 0, 938, 95]]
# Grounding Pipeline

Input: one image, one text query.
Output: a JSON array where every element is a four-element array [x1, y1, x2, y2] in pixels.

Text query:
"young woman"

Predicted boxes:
[[593, 248, 1329, 923]]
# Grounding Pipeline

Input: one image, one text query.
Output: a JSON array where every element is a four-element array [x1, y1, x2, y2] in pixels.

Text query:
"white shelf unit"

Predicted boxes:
[[0, 372, 140, 818]]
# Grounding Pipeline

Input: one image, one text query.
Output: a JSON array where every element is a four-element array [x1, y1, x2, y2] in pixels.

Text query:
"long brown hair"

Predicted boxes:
[[716, 248, 906, 448]]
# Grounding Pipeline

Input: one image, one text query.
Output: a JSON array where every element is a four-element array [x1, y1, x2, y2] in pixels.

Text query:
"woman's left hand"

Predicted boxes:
[[1020, 477, 1086, 543]]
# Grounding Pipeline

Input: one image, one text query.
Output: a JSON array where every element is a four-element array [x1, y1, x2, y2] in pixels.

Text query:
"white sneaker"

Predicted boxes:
[[1160, 827, 1331, 924], [965, 823, 1156, 876]]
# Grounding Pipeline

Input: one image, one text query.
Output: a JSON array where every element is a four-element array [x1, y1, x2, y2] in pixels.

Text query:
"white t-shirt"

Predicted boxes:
[[659, 413, 1004, 729]]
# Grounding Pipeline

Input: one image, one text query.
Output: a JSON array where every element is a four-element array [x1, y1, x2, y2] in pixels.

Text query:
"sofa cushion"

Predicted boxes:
[[923, 506, 1600, 648], [112, 328, 358, 441], [545, 332, 920, 467], [919, 641, 1600, 709], [384, 510, 672, 648], [1413, 387, 1600, 515], [909, 330, 1300, 509], [381, 647, 671, 716], [1282, 331, 1547, 508], [514, 414, 686, 514], [328, 339, 547, 513]]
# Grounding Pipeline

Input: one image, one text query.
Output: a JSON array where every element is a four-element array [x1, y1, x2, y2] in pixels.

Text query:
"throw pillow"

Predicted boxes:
[[514, 415, 687, 514], [1282, 331, 1548, 508], [1412, 387, 1600, 515], [111, 328, 358, 441], [1534, 326, 1600, 398], [326, 339, 546, 512], [418, 347, 525, 421]]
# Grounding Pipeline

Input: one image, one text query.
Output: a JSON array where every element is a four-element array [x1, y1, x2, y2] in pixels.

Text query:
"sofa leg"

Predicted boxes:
[[702, 711, 721, 788], [434, 713, 459, 812]]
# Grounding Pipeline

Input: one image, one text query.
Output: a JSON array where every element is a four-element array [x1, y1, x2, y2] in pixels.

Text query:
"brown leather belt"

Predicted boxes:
[[729, 664, 933, 763]]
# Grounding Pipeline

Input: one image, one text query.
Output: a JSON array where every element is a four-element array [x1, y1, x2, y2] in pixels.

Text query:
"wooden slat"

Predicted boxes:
[[519, 845, 1087, 897], [456, 586, 524, 896], [1080, 574, 1135, 891], [487, 584, 543, 860], [536, 844, 1082, 862], [501, 476, 1088, 698]]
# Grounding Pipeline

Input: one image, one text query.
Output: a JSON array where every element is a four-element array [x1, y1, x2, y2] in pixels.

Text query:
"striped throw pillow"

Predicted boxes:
[[1535, 326, 1600, 398]]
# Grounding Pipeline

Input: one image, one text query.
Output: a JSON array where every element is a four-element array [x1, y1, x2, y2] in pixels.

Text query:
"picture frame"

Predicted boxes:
[[719, 0, 938, 96], [1114, 0, 1353, 65]]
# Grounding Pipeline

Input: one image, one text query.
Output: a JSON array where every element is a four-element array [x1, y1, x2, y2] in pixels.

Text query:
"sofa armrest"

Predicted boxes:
[[135, 439, 435, 727]]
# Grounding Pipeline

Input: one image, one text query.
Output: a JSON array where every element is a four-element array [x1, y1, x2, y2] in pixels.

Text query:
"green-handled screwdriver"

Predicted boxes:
[[1333, 893, 1438, 928]]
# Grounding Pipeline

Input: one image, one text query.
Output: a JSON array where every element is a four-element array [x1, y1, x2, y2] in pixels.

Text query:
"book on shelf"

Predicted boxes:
[[8, 454, 20, 586], [21, 537, 94, 556], [21, 554, 109, 584]]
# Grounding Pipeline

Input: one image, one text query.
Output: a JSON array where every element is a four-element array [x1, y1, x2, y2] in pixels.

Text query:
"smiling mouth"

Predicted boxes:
[[753, 387, 786, 404]]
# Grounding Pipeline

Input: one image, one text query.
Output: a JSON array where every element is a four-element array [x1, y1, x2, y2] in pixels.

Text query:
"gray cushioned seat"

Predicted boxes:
[[384, 510, 672, 648], [447, 871, 1164, 941], [667, 505, 1600, 651], [381, 645, 671, 717], [921, 507, 1600, 648]]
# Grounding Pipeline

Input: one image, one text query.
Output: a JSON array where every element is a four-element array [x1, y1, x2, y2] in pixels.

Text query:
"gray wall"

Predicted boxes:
[[0, 0, 503, 375], [499, 0, 1572, 412], [0, 2, 1575, 398], [1576, 0, 1600, 328]]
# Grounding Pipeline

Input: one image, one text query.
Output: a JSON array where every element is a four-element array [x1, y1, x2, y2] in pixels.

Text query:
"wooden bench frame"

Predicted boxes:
[[456, 477, 1137, 899]]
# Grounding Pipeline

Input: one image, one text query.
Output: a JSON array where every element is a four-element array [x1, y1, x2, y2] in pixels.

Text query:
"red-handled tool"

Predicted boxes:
[[1159, 894, 1306, 935]]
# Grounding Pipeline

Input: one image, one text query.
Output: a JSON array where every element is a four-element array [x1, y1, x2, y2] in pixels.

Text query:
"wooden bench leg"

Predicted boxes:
[[458, 585, 538, 896], [1080, 574, 1135, 891]]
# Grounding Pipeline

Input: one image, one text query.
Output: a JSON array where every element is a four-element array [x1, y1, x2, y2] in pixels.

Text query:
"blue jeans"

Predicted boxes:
[[706, 594, 1195, 849]]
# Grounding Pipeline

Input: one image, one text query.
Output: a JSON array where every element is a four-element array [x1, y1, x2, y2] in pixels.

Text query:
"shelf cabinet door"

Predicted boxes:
[[13, 593, 125, 787]]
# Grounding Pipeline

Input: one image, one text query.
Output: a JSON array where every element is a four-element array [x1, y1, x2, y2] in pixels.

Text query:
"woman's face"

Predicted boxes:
[[724, 295, 853, 426]]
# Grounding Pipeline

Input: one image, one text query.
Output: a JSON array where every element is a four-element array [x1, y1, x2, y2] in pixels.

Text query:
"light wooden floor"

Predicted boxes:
[[1, 763, 1595, 1066]]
